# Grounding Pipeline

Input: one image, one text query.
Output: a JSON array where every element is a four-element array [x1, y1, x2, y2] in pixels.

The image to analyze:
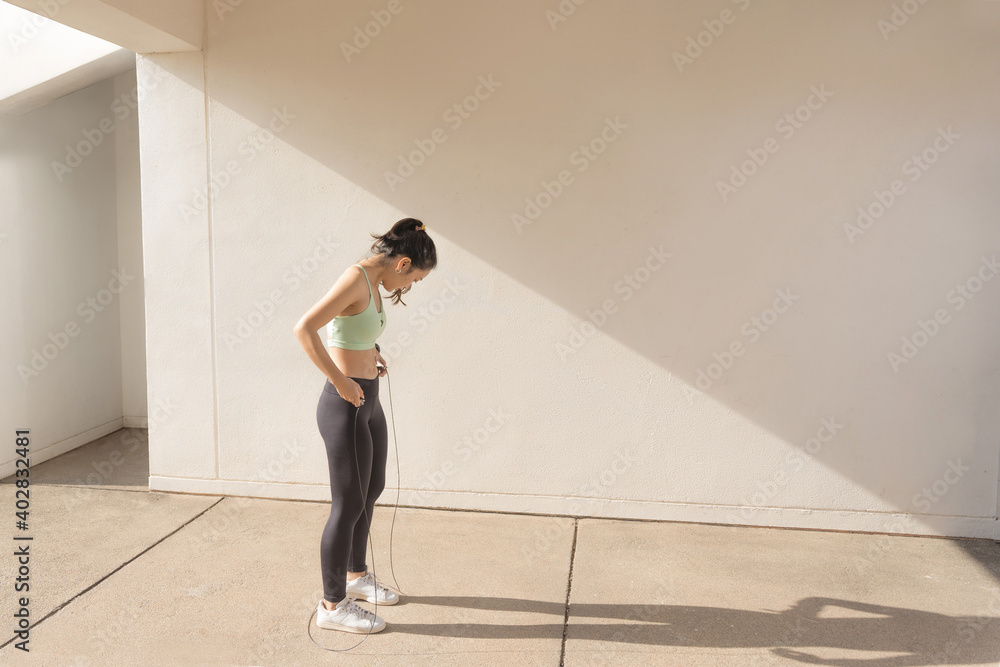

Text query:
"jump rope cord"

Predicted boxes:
[[307, 366, 403, 652]]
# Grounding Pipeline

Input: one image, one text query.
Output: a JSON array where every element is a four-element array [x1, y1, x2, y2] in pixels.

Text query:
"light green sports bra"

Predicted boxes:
[[328, 264, 386, 350]]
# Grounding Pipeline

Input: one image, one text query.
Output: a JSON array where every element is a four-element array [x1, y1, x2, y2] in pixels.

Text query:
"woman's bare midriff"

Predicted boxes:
[[325, 262, 384, 382], [328, 346, 379, 381]]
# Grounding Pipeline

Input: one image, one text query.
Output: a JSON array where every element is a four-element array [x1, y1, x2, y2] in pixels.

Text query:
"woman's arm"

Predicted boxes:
[[294, 327, 347, 387], [292, 268, 365, 387]]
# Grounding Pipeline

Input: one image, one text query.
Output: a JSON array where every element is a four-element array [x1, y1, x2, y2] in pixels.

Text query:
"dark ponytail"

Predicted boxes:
[[367, 217, 437, 306]]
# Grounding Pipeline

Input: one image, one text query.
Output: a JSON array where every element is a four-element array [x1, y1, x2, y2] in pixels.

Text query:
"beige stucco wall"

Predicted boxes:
[[1, 67, 146, 472], [129, 0, 999, 539]]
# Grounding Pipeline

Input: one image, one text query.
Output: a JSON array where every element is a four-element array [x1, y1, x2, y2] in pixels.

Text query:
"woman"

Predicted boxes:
[[293, 217, 436, 634]]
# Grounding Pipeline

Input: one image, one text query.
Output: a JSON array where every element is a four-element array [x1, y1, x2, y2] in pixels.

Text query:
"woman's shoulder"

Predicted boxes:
[[328, 263, 367, 301], [339, 263, 365, 281]]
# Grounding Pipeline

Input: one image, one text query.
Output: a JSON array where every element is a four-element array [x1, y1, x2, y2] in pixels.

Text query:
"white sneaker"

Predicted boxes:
[[346, 570, 400, 605], [316, 595, 386, 634]]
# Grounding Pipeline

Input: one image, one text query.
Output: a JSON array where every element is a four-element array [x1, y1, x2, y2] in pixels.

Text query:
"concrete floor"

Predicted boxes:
[[2, 427, 1000, 666]]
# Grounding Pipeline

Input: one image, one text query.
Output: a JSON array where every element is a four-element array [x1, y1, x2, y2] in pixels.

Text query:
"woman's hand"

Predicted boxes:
[[375, 349, 388, 377], [333, 377, 365, 407]]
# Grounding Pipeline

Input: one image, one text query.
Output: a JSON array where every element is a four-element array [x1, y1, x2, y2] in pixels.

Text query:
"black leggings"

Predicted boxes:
[[316, 375, 387, 603]]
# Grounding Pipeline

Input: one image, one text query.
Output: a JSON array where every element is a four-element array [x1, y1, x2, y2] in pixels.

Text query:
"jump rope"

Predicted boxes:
[[306, 363, 404, 651]]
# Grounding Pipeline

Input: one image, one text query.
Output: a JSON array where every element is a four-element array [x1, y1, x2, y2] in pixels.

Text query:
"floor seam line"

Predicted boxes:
[[0, 497, 227, 650], [559, 517, 579, 666]]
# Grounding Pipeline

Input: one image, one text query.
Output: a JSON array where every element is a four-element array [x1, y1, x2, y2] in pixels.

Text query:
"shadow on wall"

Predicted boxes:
[[150, 0, 1000, 535]]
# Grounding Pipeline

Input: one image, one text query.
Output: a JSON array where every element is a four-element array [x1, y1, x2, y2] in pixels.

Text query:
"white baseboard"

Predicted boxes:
[[147, 476, 999, 541], [0, 418, 124, 480]]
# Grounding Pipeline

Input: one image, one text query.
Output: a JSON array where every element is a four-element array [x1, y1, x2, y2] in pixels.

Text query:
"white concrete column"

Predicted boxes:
[[113, 67, 147, 426], [135, 53, 217, 483]]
